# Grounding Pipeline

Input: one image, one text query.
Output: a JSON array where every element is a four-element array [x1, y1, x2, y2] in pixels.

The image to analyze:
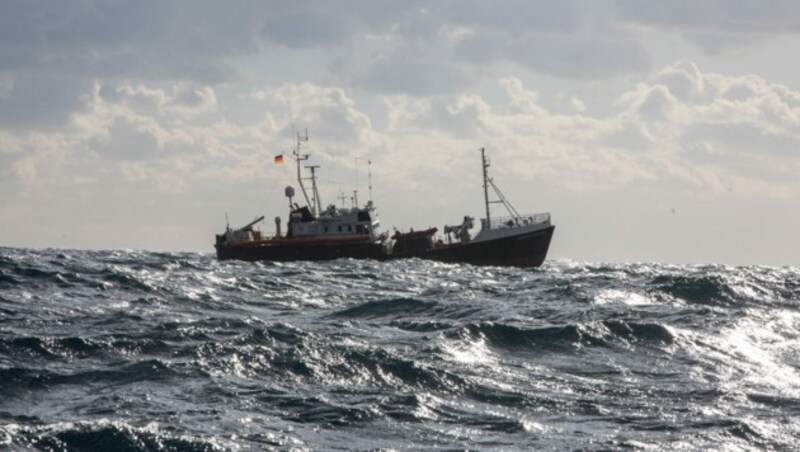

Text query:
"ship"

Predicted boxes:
[[215, 136, 554, 267], [392, 148, 554, 267], [215, 132, 388, 262]]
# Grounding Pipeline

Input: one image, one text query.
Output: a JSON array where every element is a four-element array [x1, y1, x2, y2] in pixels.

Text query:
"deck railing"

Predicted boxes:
[[485, 213, 550, 229]]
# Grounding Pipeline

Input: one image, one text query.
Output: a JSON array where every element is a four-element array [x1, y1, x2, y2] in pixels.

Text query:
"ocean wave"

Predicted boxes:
[[1, 420, 224, 451], [264, 394, 377, 427], [602, 320, 676, 345], [0, 336, 106, 360], [331, 297, 439, 319], [450, 320, 675, 355], [0, 270, 21, 287], [650, 274, 741, 306], [454, 322, 610, 352], [2, 248, 799, 449]]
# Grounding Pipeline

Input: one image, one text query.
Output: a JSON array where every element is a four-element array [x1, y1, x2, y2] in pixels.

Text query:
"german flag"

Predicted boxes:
[[274, 154, 284, 165]]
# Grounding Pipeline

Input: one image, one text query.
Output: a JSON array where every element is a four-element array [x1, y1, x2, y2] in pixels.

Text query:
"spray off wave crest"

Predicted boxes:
[[0, 247, 799, 449]]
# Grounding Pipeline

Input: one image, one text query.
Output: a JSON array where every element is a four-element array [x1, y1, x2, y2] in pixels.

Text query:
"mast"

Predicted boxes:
[[481, 147, 491, 229], [293, 130, 311, 211], [305, 165, 322, 216], [368, 159, 373, 204], [481, 147, 522, 225], [355, 157, 372, 207]]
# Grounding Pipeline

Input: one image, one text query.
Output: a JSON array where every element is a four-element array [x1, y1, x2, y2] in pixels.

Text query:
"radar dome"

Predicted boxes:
[[285, 185, 295, 198]]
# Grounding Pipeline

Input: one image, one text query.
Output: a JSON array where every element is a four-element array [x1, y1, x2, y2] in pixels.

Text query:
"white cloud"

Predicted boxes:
[[2, 61, 797, 203], [164, 83, 218, 117], [377, 64, 800, 200], [254, 82, 387, 158], [99, 83, 167, 115]]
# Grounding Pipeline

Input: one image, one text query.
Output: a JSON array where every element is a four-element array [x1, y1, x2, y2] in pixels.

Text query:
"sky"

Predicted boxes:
[[1, 0, 799, 266]]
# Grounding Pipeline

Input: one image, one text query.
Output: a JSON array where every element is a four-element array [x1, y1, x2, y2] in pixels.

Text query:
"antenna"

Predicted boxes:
[[292, 129, 312, 213], [295, 128, 309, 149], [368, 158, 373, 203], [481, 148, 491, 229], [355, 157, 370, 207]]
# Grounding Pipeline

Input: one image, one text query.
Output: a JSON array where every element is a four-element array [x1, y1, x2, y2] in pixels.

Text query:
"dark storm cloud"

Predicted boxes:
[[453, 29, 650, 79], [355, 41, 476, 96], [2, 0, 800, 125], [261, 12, 355, 49], [0, 0, 266, 127], [616, 0, 800, 32], [443, 0, 586, 32], [440, 0, 651, 78], [0, 0, 263, 82], [0, 75, 92, 128], [258, 0, 416, 48], [616, 0, 800, 53]]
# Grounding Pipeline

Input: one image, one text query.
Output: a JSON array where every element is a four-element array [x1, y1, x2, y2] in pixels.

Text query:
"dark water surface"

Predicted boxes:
[[1, 247, 799, 450]]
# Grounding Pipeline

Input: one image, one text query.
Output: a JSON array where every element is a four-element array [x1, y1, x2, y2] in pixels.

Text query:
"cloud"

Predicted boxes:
[[261, 9, 357, 48], [612, 62, 800, 196], [649, 60, 706, 102], [259, 0, 414, 48], [454, 28, 651, 79], [98, 83, 167, 115], [620, 83, 681, 123], [378, 63, 800, 198], [383, 92, 493, 140], [617, 0, 800, 33], [0, 54, 797, 262], [0, 75, 93, 128], [4, 0, 799, 126], [2, 59, 797, 205], [253, 82, 387, 157], [0, 1, 262, 83], [1, 1, 798, 103], [164, 83, 218, 117], [356, 45, 474, 96], [616, 0, 800, 53], [1, 1, 799, 263]]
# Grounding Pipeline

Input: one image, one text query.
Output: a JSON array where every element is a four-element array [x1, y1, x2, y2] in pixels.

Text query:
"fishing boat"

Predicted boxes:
[[392, 148, 554, 267], [215, 137, 554, 267], [215, 132, 388, 262]]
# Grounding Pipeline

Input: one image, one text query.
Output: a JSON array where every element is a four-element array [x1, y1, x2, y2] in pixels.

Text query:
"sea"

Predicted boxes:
[[0, 247, 798, 451]]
